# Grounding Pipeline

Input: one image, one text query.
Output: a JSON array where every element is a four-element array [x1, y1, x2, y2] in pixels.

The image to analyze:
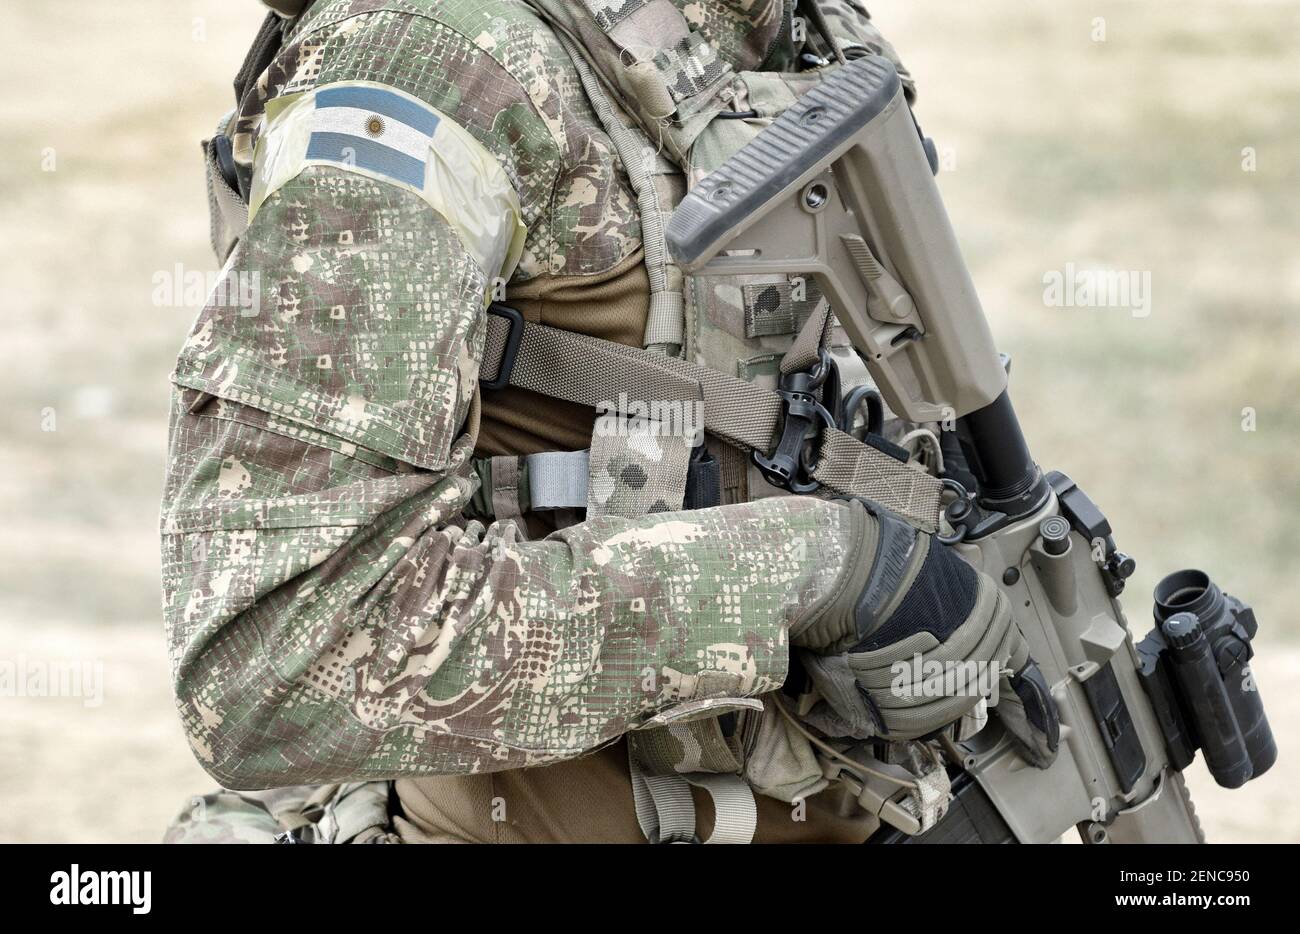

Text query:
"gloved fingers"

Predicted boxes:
[[799, 514, 1048, 748], [991, 658, 1060, 770], [801, 648, 989, 742], [799, 651, 881, 740], [874, 691, 983, 740]]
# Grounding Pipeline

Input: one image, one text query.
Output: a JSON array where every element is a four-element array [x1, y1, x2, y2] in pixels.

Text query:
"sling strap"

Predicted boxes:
[[481, 312, 943, 532], [235, 11, 289, 112], [207, 2, 318, 260], [238, 3, 320, 108]]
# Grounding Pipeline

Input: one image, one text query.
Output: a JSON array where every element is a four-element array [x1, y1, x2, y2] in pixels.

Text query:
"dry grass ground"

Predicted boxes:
[[0, 0, 1295, 842]]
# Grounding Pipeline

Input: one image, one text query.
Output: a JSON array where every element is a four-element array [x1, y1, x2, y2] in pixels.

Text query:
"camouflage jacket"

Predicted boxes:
[[163, 0, 902, 789]]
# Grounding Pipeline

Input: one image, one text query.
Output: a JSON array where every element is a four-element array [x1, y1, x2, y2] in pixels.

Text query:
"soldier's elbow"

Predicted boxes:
[[172, 653, 302, 791], [182, 711, 303, 792]]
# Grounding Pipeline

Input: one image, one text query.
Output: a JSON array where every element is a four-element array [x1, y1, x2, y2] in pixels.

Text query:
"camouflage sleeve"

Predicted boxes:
[[162, 3, 866, 789]]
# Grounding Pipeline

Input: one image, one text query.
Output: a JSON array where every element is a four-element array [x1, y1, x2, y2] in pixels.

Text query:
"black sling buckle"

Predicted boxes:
[[480, 303, 524, 391], [211, 135, 242, 197], [752, 349, 835, 494]]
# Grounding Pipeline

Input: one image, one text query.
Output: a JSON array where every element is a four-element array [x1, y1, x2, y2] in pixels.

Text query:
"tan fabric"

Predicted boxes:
[[476, 249, 650, 459], [396, 739, 877, 844]]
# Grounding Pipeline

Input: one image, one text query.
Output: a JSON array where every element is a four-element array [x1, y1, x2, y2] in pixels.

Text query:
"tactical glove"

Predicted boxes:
[[791, 500, 1060, 768]]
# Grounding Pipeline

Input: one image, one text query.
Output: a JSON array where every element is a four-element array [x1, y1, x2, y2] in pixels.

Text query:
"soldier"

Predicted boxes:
[[163, 0, 1056, 844]]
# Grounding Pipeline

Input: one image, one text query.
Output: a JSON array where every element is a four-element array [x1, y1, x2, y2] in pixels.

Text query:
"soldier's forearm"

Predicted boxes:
[[164, 425, 862, 788]]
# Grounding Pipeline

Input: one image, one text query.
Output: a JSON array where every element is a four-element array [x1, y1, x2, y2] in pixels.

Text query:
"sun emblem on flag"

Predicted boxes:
[[306, 86, 440, 188]]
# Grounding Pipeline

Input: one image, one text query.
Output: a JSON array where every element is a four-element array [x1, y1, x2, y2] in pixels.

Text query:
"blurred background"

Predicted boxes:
[[1, 0, 1296, 842]]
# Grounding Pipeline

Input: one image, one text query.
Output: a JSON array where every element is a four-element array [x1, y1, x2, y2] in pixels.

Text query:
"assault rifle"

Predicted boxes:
[[665, 55, 1275, 843]]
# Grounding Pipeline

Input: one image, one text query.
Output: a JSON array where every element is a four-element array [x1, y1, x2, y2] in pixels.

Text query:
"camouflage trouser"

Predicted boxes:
[[164, 782, 399, 844]]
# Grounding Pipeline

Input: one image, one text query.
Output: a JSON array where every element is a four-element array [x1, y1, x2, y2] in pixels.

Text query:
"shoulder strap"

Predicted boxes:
[[234, 11, 288, 112], [204, 1, 320, 262], [554, 29, 686, 352], [523, 0, 737, 163], [235, 3, 320, 132]]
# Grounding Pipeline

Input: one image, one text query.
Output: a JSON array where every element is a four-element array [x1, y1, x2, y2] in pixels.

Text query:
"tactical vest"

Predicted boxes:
[[205, 0, 944, 843]]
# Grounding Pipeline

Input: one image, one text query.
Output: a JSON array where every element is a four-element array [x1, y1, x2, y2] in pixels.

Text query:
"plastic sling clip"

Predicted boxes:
[[752, 348, 835, 494], [211, 135, 242, 197], [839, 384, 884, 439], [683, 437, 721, 510], [480, 303, 524, 391]]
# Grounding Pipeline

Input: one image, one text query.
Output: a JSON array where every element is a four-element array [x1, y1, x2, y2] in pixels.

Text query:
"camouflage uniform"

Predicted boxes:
[[164, 0, 918, 842]]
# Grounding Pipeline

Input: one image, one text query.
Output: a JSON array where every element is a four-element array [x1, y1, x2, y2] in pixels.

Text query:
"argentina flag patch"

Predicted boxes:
[[250, 81, 528, 285], [305, 85, 439, 188]]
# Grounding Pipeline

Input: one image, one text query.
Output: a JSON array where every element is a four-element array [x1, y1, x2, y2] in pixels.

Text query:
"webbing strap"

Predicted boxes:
[[527, 450, 590, 510], [629, 757, 696, 843], [234, 12, 286, 109], [687, 773, 759, 845], [470, 450, 592, 516], [481, 315, 943, 532], [556, 31, 684, 352], [644, 290, 685, 352], [628, 750, 757, 845], [489, 454, 523, 519], [781, 299, 835, 375]]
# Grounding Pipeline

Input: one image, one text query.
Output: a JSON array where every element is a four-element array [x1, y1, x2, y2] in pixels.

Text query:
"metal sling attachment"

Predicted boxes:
[[937, 477, 976, 545], [752, 349, 835, 494]]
